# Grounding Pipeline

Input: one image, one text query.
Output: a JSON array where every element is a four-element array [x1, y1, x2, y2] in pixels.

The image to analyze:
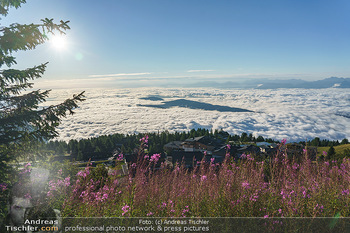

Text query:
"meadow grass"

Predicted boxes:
[[46, 140, 350, 218], [317, 144, 350, 156]]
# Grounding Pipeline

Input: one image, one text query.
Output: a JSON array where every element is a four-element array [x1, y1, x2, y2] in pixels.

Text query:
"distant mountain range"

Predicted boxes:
[[190, 77, 350, 89]]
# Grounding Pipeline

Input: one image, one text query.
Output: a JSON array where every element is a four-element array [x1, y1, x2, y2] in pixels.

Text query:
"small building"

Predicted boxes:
[[169, 151, 210, 167], [238, 145, 260, 154], [182, 136, 223, 152], [164, 141, 183, 153]]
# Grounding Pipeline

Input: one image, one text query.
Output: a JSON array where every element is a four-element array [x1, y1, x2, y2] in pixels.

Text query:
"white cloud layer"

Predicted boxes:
[[46, 88, 350, 142]]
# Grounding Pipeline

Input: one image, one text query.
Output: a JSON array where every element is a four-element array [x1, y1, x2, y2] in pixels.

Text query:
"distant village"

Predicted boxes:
[[107, 135, 317, 171], [45, 128, 341, 173]]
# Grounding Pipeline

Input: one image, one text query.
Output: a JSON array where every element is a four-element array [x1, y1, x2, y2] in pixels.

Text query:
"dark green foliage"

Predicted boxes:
[[0, 0, 26, 16], [240, 132, 248, 142], [257, 136, 265, 142], [0, 0, 84, 221], [42, 129, 275, 162], [40, 128, 349, 164], [310, 137, 321, 147], [327, 146, 336, 159], [307, 137, 348, 147], [341, 138, 349, 145]]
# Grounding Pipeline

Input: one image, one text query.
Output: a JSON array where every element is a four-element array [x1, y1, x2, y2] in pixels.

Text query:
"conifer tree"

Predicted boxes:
[[0, 0, 85, 184]]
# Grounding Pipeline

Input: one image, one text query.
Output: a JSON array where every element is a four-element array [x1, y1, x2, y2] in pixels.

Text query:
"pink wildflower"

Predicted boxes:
[[121, 204, 130, 216], [64, 177, 70, 186], [150, 153, 161, 163], [147, 212, 154, 216], [242, 181, 250, 189], [117, 154, 124, 161], [0, 183, 7, 192], [292, 163, 299, 170], [102, 194, 108, 200], [342, 189, 349, 196], [24, 193, 32, 199]]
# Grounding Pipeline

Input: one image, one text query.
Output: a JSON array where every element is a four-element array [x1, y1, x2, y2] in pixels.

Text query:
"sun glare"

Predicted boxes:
[[50, 34, 67, 50]]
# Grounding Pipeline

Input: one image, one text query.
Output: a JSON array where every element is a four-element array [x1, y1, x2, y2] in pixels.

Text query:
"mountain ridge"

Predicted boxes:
[[189, 77, 350, 89]]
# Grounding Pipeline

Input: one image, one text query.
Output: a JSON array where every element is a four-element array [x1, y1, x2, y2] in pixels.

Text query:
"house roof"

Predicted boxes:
[[184, 136, 223, 147], [164, 141, 183, 148], [171, 151, 209, 163]]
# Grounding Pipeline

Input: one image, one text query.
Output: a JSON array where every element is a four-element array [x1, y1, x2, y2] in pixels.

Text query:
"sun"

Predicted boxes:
[[50, 34, 67, 50]]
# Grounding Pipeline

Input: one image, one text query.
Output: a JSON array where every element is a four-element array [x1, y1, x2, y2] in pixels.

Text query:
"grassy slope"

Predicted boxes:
[[317, 144, 350, 155]]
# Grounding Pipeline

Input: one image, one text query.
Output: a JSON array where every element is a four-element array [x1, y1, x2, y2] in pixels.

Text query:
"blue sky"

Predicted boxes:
[[2, 0, 350, 88]]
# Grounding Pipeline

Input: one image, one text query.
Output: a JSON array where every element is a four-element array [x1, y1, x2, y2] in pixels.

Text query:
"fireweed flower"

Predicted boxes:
[[281, 139, 287, 145], [122, 205, 130, 216], [323, 151, 327, 156], [200, 175, 207, 182], [314, 204, 324, 212], [342, 189, 350, 196], [150, 153, 161, 163], [292, 163, 299, 170], [77, 171, 85, 177], [280, 190, 287, 199], [147, 212, 154, 216], [0, 183, 7, 192], [117, 154, 124, 161], [102, 194, 108, 200], [64, 177, 71, 186], [242, 181, 250, 189], [20, 163, 32, 175], [182, 206, 190, 217]]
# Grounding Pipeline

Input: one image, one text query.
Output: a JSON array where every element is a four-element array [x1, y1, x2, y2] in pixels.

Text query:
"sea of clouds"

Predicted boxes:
[[45, 87, 350, 142]]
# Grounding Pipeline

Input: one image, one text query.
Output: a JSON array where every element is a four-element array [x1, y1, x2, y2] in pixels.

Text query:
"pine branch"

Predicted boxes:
[[0, 51, 16, 68], [0, 82, 33, 98], [0, 91, 85, 145], [0, 0, 26, 16], [0, 63, 47, 83], [0, 19, 70, 54]]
